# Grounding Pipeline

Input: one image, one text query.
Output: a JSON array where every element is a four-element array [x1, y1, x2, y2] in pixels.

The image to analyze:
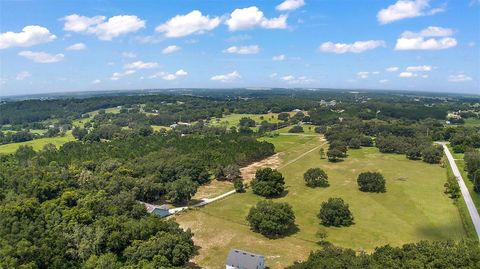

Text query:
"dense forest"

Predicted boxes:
[[0, 131, 274, 268]]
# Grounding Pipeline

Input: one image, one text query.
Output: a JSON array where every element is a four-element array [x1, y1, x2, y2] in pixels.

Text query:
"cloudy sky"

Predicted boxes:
[[0, 0, 479, 96]]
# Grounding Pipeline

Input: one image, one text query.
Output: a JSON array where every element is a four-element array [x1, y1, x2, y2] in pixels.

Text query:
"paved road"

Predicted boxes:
[[440, 143, 480, 240]]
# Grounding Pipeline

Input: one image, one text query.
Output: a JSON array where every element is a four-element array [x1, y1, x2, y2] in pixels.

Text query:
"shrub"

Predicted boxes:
[[357, 172, 386, 193], [304, 168, 329, 187], [246, 200, 295, 237], [406, 147, 422, 160], [233, 178, 245, 193], [348, 138, 361, 149], [251, 168, 285, 197], [318, 198, 354, 227]]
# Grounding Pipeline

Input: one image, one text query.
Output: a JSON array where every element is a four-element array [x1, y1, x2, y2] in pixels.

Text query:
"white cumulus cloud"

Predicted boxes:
[[162, 45, 181, 54], [62, 14, 145, 40], [16, 71, 31, 80], [399, 71, 417, 78], [280, 74, 312, 84], [272, 54, 286, 61], [448, 74, 472, 82], [223, 45, 260, 54], [377, 0, 445, 24], [276, 0, 305, 11], [18, 51, 64, 63], [211, 71, 241, 82], [124, 61, 159, 70], [66, 43, 86, 50], [155, 10, 220, 38], [386, 66, 399, 72], [357, 72, 370, 79], [0, 25, 56, 49], [111, 70, 136, 80], [319, 40, 386, 54], [175, 69, 188, 76], [226, 6, 288, 31], [92, 79, 101, 84], [395, 26, 457, 50], [406, 65, 433, 72]]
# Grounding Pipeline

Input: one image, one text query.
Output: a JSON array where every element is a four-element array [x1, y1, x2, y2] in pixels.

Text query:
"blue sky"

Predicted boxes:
[[0, 0, 479, 96]]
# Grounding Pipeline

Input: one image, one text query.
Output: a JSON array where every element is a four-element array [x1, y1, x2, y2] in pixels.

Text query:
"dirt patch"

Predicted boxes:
[[240, 154, 281, 182]]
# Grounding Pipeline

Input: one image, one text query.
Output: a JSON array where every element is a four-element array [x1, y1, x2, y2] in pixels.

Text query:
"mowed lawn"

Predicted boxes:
[[175, 135, 467, 269], [0, 132, 75, 154]]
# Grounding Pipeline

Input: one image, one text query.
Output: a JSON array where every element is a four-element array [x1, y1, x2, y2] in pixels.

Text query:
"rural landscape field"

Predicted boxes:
[[1, 0, 479, 268]]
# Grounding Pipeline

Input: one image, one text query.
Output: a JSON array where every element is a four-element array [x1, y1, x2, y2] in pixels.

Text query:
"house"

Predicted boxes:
[[226, 249, 265, 269], [151, 205, 170, 217], [140, 202, 170, 218]]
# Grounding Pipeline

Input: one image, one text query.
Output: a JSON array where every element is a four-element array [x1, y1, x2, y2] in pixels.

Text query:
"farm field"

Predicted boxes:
[[0, 132, 75, 154], [175, 135, 467, 269]]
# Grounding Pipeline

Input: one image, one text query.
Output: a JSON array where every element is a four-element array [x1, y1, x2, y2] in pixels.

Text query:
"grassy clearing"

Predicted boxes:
[[0, 132, 75, 154], [463, 118, 480, 127], [209, 113, 288, 129], [175, 135, 466, 268], [193, 180, 234, 200], [151, 125, 172, 131], [274, 124, 318, 134]]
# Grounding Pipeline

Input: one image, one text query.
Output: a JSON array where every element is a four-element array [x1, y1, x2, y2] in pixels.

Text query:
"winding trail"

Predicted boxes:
[[439, 142, 480, 241]]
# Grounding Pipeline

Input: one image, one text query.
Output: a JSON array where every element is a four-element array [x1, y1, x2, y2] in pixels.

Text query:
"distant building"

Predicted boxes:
[[226, 249, 265, 269]]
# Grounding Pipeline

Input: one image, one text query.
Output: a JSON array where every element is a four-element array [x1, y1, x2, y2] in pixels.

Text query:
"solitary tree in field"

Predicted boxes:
[[318, 198, 354, 227], [357, 172, 386, 193], [247, 200, 295, 237], [319, 148, 325, 159], [233, 178, 245, 193], [251, 168, 285, 197], [304, 168, 329, 187]]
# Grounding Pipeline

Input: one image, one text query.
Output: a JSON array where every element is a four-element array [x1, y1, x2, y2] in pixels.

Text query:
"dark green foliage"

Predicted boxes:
[[288, 125, 304, 133], [406, 147, 422, 160], [421, 145, 443, 164], [287, 241, 480, 269], [444, 175, 461, 199], [239, 117, 256, 127], [357, 172, 386, 193], [278, 112, 290, 121], [348, 138, 361, 149], [166, 177, 198, 204], [72, 127, 88, 140], [251, 168, 285, 197], [327, 141, 347, 162], [318, 198, 354, 227], [465, 151, 480, 176], [246, 200, 295, 237], [0, 131, 275, 268], [233, 178, 245, 193], [304, 168, 329, 187], [215, 164, 241, 181], [473, 170, 480, 193], [360, 136, 373, 147], [314, 126, 327, 134]]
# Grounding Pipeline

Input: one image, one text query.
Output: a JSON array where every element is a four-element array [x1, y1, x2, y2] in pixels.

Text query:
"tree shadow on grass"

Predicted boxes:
[[256, 223, 300, 239]]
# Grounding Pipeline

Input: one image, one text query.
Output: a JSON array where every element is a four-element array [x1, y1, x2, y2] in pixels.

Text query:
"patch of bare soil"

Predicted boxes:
[[240, 153, 281, 182]]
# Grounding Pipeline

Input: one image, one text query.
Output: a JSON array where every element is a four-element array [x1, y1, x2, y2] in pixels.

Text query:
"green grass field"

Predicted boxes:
[[463, 118, 480, 127], [175, 135, 467, 268], [0, 132, 75, 154], [209, 113, 287, 128]]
